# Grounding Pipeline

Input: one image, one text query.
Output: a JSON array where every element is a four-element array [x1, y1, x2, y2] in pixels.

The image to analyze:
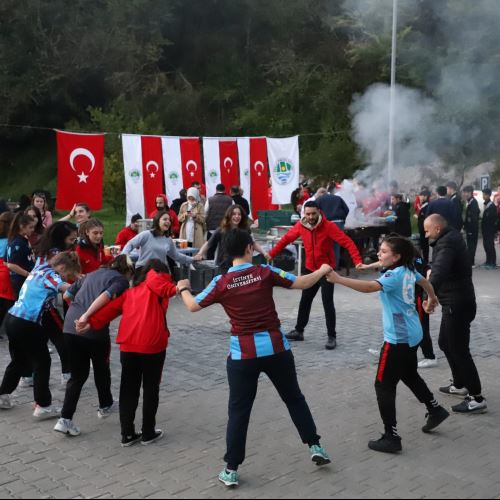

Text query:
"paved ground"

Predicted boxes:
[[0, 248, 499, 498]]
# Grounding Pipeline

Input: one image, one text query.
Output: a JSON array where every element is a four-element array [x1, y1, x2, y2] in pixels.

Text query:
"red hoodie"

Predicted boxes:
[[0, 258, 15, 301], [269, 214, 362, 272], [149, 194, 181, 237], [89, 270, 177, 354], [76, 243, 114, 275]]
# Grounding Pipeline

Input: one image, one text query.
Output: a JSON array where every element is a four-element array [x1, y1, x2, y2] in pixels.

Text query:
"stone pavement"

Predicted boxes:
[[0, 263, 499, 498]]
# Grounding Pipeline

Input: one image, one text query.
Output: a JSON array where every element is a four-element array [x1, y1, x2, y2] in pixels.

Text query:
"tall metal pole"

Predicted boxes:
[[388, 0, 398, 185]]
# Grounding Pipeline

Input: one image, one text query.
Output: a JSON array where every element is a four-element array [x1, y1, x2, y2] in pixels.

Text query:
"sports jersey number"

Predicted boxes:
[[402, 272, 415, 305]]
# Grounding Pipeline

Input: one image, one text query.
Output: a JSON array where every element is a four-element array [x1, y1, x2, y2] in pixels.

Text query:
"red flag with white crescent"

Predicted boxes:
[[56, 130, 105, 211], [180, 138, 203, 187], [249, 138, 270, 220], [219, 140, 240, 190], [141, 136, 164, 215]]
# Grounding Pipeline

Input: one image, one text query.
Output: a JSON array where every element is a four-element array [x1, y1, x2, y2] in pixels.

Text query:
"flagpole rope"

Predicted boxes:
[[0, 122, 351, 138]]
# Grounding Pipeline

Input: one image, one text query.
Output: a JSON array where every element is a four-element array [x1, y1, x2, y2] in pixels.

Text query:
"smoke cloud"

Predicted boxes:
[[344, 0, 500, 190]]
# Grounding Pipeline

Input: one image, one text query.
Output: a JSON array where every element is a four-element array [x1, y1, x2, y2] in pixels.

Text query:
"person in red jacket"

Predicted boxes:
[[0, 257, 15, 339], [115, 214, 142, 251], [76, 219, 114, 275], [269, 200, 363, 350], [76, 260, 178, 447], [149, 194, 180, 238]]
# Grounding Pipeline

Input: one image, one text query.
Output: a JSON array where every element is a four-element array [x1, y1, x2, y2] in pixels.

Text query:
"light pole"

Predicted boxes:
[[388, 0, 398, 185]]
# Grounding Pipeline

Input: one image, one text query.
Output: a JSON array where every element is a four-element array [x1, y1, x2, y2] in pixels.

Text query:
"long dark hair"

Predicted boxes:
[[382, 234, 417, 271], [24, 206, 44, 235], [0, 212, 14, 239], [133, 259, 170, 286], [220, 205, 249, 233], [104, 254, 135, 278], [37, 221, 78, 258], [8, 212, 34, 242], [151, 211, 171, 237]]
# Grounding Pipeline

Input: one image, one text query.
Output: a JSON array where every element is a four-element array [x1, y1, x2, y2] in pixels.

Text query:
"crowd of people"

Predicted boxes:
[[0, 176, 496, 489]]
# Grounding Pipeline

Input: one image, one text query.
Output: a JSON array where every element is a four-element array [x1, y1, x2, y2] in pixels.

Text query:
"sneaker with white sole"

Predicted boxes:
[[141, 430, 164, 446], [54, 418, 81, 437], [33, 405, 61, 420], [418, 358, 438, 369], [61, 373, 71, 386], [439, 383, 469, 398], [452, 396, 488, 415], [368, 348, 381, 358], [310, 445, 331, 466], [18, 377, 34, 389], [218, 469, 239, 488], [0, 395, 13, 410], [97, 402, 116, 419]]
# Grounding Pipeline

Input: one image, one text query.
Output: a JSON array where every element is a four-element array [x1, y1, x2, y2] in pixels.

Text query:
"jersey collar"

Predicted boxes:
[[228, 263, 254, 273]]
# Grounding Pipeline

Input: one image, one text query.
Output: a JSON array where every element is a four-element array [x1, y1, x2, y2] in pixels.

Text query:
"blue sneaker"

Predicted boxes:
[[310, 445, 331, 466], [218, 469, 239, 488]]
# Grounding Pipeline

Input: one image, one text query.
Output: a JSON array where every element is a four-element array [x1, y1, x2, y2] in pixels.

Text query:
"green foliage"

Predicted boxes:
[[0, 0, 498, 200]]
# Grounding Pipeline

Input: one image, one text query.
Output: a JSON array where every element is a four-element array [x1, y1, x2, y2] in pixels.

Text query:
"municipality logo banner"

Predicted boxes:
[[267, 136, 300, 205]]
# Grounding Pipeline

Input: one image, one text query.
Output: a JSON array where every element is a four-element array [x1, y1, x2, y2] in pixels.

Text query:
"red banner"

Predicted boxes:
[[180, 138, 203, 188], [141, 136, 164, 215], [219, 140, 240, 190], [249, 138, 271, 219], [56, 131, 105, 211]]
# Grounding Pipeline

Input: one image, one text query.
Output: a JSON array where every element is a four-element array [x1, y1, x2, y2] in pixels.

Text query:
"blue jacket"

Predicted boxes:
[[316, 194, 350, 222]]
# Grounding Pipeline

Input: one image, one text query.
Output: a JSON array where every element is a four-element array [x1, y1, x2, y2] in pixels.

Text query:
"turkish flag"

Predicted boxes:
[[249, 138, 271, 219], [180, 138, 203, 187], [141, 136, 164, 215], [56, 131, 105, 211], [219, 140, 240, 190]]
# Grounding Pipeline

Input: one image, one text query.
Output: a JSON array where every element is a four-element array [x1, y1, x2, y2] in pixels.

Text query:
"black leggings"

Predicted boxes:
[[61, 334, 114, 420], [0, 314, 52, 407], [119, 351, 166, 441], [21, 308, 71, 377], [375, 342, 434, 433]]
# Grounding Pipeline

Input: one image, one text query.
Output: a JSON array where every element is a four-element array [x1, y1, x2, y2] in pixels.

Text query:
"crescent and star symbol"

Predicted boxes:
[[70, 148, 96, 184], [146, 160, 160, 179], [185, 160, 198, 177], [254, 161, 265, 176], [224, 157, 234, 172]]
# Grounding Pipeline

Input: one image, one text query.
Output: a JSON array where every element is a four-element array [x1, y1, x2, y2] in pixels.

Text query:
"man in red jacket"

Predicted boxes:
[[269, 200, 363, 350], [115, 214, 142, 251]]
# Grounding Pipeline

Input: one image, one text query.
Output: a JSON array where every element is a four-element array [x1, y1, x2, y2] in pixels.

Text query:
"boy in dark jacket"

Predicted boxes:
[[481, 189, 498, 269], [463, 187, 480, 267]]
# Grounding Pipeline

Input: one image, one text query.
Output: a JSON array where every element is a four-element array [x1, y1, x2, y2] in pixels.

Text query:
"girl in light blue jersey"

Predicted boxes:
[[0, 252, 80, 419], [328, 235, 449, 455]]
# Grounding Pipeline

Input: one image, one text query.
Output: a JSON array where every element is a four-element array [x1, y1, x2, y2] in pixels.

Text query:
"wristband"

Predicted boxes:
[[179, 287, 192, 295]]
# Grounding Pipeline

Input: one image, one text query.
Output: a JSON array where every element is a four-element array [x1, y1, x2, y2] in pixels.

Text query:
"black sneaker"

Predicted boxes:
[[325, 337, 337, 350], [121, 432, 142, 448], [422, 406, 450, 433], [142, 429, 164, 446], [368, 434, 402, 454], [286, 330, 304, 342], [452, 396, 488, 415]]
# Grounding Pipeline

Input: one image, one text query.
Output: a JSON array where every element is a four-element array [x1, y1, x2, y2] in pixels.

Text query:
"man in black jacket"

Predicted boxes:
[[447, 182, 464, 231], [390, 194, 412, 237], [481, 189, 498, 269], [428, 186, 460, 230], [462, 186, 480, 267], [230, 186, 250, 218], [424, 214, 487, 414]]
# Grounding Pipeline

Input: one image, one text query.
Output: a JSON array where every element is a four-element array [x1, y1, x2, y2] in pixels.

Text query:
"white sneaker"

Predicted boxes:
[[97, 402, 117, 420], [54, 418, 81, 436], [61, 373, 71, 385], [418, 358, 438, 369], [33, 405, 61, 420], [368, 348, 380, 358], [0, 395, 13, 410], [18, 377, 34, 389]]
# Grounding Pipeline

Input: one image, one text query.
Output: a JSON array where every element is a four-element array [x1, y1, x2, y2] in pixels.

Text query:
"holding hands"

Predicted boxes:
[[423, 296, 440, 315], [75, 315, 91, 335]]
